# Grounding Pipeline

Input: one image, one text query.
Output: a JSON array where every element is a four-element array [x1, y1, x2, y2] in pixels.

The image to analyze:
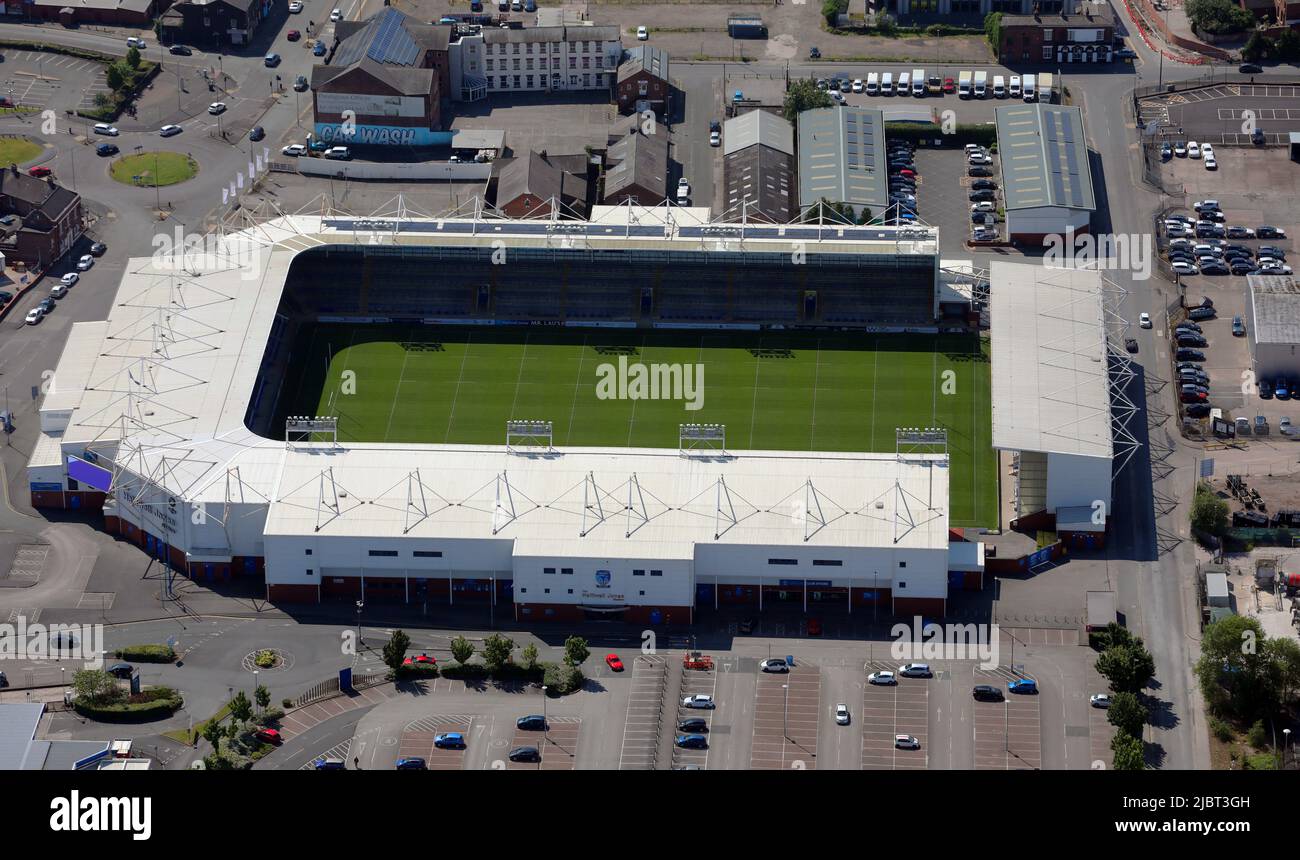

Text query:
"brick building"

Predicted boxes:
[[0, 166, 84, 271], [997, 5, 1117, 64], [157, 0, 271, 48], [616, 45, 671, 117]]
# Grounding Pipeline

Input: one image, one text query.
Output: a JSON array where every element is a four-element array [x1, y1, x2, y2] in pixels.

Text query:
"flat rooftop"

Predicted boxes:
[[1247, 274, 1300, 345], [995, 103, 1095, 213]]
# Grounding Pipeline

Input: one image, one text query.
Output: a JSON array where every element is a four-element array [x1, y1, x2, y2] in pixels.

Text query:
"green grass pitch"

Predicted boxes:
[[285, 325, 997, 527]]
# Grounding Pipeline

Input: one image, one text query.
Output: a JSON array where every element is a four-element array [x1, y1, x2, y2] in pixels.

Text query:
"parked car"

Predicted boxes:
[[1008, 678, 1039, 694], [314, 757, 346, 770], [169, 44, 193, 55], [675, 734, 708, 749], [29, 165, 52, 177], [968, 166, 993, 178], [835, 704, 850, 725], [899, 663, 932, 678], [433, 732, 466, 749], [760, 658, 789, 673], [60, 272, 78, 287], [255, 729, 283, 745], [288, 30, 301, 41], [25, 307, 44, 325], [324, 146, 351, 160], [314, 41, 328, 56], [1089, 694, 1113, 708], [294, 75, 309, 92], [895, 734, 921, 749], [1160, 143, 1172, 160], [1176, 348, 1206, 362], [76, 254, 94, 271], [682, 694, 715, 709], [636, 26, 648, 40], [508, 746, 541, 762], [264, 53, 281, 68], [394, 756, 425, 769], [516, 714, 547, 730], [605, 653, 624, 671], [867, 670, 897, 686], [677, 717, 708, 733], [1139, 312, 1152, 329], [1188, 141, 1201, 158], [106, 662, 134, 678], [289, 0, 303, 11], [1233, 316, 1246, 336], [89, 242, 107, 256], [1226, 226, 1254, 239], [330, 8, 343, 21], [282, 144, 307, 157], [1173, 142, 1187, 157], [972, 684, 1004, 702], [1257, 226, 1287, 239], [208, 102, 227, 115]]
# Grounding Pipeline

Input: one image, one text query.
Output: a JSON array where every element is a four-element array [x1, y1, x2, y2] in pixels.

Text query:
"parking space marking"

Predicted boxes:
[[619, 655, 667, 770], [298, 739, 352, 769], [401, 714, 474, 771], [973, 687, 1041, 770], [750, 666, 820, 770], [672, 661, 716, 769], [507, 717, 580, 770], [860, 678, 929, 769]]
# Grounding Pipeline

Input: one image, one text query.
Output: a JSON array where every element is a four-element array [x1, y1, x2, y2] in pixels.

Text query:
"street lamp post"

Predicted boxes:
[[782, 683, 789, 741], [541, 685, 549, 742], [253, 669, 259, 712], [355, 600, 364, 646], [1284, 728, 1292, 768]]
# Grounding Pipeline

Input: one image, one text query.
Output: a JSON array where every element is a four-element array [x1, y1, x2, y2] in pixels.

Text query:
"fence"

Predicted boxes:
[[296, 158, 493, 182], [292, 669, 386, 708]]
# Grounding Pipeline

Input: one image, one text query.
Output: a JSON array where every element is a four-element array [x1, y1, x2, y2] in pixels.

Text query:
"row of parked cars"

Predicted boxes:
[[1164, 202, 1290, 276], [24, 246, 106, 325], [1161, 140, 1220, 170], [887, 140, 919, 217], [965, 144, 999, 241]]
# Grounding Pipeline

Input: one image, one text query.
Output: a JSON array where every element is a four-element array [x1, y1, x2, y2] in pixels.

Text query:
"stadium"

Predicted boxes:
[[26, 200, 1022, 623]]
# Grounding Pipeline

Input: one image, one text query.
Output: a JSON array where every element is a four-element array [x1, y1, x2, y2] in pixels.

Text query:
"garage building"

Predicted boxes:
[[1245, 274, 1300, 384], [994, 103, 1095, 244], [723, 110, 795, 223], [797, 107, 888, 220]]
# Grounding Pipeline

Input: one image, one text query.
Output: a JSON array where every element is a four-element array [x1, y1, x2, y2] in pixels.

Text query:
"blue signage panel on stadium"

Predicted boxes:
[[67, 455, 112, 492]]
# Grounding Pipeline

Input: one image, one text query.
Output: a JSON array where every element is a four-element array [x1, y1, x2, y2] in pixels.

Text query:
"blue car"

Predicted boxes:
[[313, 41, 328, 56], [1277, 378, 1291, 400], [96, 143, 118, 156], [434, 732, 465, 749], [675, 734, 708, 750], [1007, 678, 1038, 694], [395, 757, 426, 770], [313, 757, 346, 770]]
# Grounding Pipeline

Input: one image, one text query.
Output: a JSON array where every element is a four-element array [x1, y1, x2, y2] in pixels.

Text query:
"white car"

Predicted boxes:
[[852, 79, 864, 93], [1188, 141, 1201, 158], [709, 130, 721, 147], [208, 102, 227, 115], [1201, 143, 1215, 160], [282, 144, 308, 157], [92, 123, 119, 136], [678, 177, 690, 195], [1139, 312, 1151, 329], [25, 307, 44, 324], [50, 282, 68, 299], [1205, 155, 1217, 170], [637, 26, 648, 40], [76, 255, 94, 271], [835, 704, 850, 725], [60, 272, 79, 287], [760, 658, 788, 673], [1193, 200, 1219, 212], [324, 145, 351, 160], [1261, 263, 1294, 275], [895, 734, 921, 750], [682, 694, 715, 709], [1281, 417, 1296, 436], [967, 152, 992, 165], [1171, 261, 1199, 275], [1090, 693, 1113, 708], [1173, 142, 1188, 157], [289, 0, 303, 10], [126, 37, 147, 49], [830, 90, 845, 103], [971, 202, 995, 213], [899, 663, 932, 678], [867, 670, 897, 686], [330, 9, 343, 21], [159, 124, 183, 137]]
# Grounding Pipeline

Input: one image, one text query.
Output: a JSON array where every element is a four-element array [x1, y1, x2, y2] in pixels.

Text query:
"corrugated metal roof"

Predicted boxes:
[[797, 107, 888, 213], [723, 110, 794, 157], [995, 103, 1095, 213], [989, 262, 1113, 459], [1248, 274, 1300, 345], [0, 703, 44, 770]]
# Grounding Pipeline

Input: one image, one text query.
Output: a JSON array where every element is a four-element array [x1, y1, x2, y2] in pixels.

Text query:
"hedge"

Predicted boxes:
[[74, 688, 183, 723], [115, 644, 176, 663], [394, 662, 441, 680]]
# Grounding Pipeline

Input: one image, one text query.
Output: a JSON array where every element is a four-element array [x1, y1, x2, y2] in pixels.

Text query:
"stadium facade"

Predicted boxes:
[[28, 204, 987, 620]]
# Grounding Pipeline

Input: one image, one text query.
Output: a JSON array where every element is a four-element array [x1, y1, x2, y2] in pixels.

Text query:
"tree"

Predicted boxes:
[[450, 635, 475, 666], [983, 12, 1003, 53], [1242, 30, 1268, 62], [126, 47, 141, 70], [229, 690, 253, 725], [382, 629, 412, 672], [1185, 0, 1255, 34], [1196, 615, 1272, 719], [1191, 481, 1229, 535], [72, 669, 122, 705], [1111, 731, 1146, 770], [254, 685, 271, 712], [821, 0, 847, 26], [482, 633, 516, 672], [1273, 29, 1300, 61], [782, 78, 833, 124], [562, 635, 590, 668], [1096, 643, 1155, 694], [1265, 636, 1300, 707], [521, 642, 539, 670], [105, 63, 127, 92], [874, 12, 897, 36], [1106, 692, 1147, 738], [1091, 622, 1137, 652], [202, 719, 225, 753]]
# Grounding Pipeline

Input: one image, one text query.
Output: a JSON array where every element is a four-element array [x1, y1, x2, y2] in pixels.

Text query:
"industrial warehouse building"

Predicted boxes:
[[990, 262, 1119, 548], [723, 110, 795, 223], [1245, 274, 1300, 382], [24, 209, 983, 621], [798, 107, 889, 220], [994, 103, 1096, 243]]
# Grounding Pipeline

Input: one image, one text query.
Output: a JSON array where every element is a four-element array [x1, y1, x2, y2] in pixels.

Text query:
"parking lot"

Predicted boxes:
[[0, 50, 111, 114], [399, 714, 474, 770], [972, 671, 1042, 770], [750, 665, 820, 770], [618, 655, 669, 770], [1140, 82, 1300, 145], [860, 663, 929, 770], [912, 147, 1003, 253], [672, 660, 717, 769], [506, 717, 580, 770]]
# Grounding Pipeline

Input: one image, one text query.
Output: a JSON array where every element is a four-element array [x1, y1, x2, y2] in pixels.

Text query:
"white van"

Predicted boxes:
[[866, 72, 879, 95], [1022, 73, 1037, 102], [898, 71, 910, 95], [993, 75, 1006, 98], [1009, 75, 1022, 98], [911, 69, 925, 96], [881, 72, 894, 96]]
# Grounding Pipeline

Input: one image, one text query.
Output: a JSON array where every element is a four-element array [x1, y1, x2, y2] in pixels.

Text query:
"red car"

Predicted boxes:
[[605, 653, 624, 671], [255, 728, 282, 744], [402, 653, 436, 665], [29, 166, 52, 178], [942, 78, 956, 94], [287, 30, 301, 41]]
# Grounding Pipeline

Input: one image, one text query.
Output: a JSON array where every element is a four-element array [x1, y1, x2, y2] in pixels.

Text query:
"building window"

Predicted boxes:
[[561, 567, 573, 575], [1043, 46, 1053, 60], [569, 56, 576, 69], [897, 581, 906, 589], [486, 59, 494, 71], [633, 569, 645, 576], [768, 558, 798, 565], [513, 75, 521, 88], [582, 56, 590, 69], [1042, 28, 1054, 42], [526, 42, 533, 54], [526, 75, 534, 87], [519, 587, 526, 594], [639, 590, 645, 596], [569, 75, 578, 86], [544, 588, 550, 594], [306, 569, 314, 575], [812, 559, 843, 567], [305, 548, 312, 555], [650, 570, 662, 576], [544, 567, 556, 574], [413, 550, 442, 558], [513, 58, 520, 70], [898, 561, 907, 568], [368, 550, 398, 557]]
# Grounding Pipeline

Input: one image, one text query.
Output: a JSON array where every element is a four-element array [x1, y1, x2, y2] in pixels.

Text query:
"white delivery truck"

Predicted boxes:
[[912, 69, 925, 96], [881, 72, 894, 95], [1038, 72, 1054, 103], [1022, 73, 1036, 102], [866, 72, 879, 95], [958, 70, 973, 99], [973, 70, 987, 98], [898, 71, 910, 95], [992, 75, 1006, 98], [1009, 75, 1022, 98]]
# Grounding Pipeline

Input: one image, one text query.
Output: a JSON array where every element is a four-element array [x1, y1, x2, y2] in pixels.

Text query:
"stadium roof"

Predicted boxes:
[[1247, 274, 1300, 345], [988, 262, 1113, 460], [994, 104, 1095, 213], [723, 110, 794, 157], [263, 447, 951, 555], [797, 107, 888, 213]]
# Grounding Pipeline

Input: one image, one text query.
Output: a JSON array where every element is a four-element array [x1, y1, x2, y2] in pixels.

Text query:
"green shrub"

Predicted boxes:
[[254, 649, 277, 668], [282, 698, 294, 709], [74, 687, 183, 722], [254, 707, 285, 726], [541, 662, 585, 695], [1246, 720, 1268, 749], [116, 644, 175, 663], [1209, 717, 1234, 743], [395, 662, 441, 680]]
